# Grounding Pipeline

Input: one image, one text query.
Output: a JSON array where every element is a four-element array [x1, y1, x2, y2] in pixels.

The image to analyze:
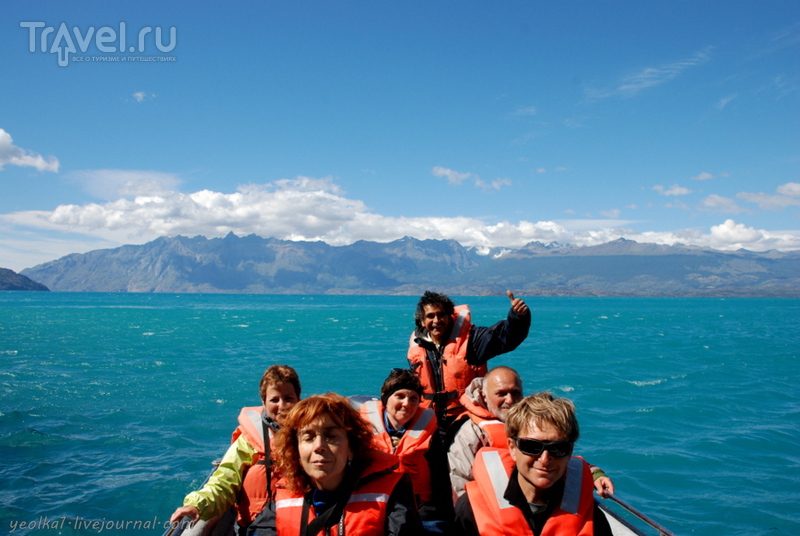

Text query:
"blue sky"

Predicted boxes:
[[1, 1, 798, 271]]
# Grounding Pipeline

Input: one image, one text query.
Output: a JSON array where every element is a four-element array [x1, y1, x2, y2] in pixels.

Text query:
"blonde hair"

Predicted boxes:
[[505, 392, 580, 443]]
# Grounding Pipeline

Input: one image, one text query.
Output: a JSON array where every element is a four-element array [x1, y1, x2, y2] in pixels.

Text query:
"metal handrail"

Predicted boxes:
[[605, 494, 677, 536], [161, 459, 224, 536]]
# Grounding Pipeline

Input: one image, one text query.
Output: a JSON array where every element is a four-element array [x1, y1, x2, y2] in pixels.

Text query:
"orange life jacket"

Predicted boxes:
[[407, 305, 486, 418], [274, 450, 403, 536], [232, 406, 275, 526], [457, 390, 508, 449], [359, 399, 437, 505], [465, 448, 595, 536]]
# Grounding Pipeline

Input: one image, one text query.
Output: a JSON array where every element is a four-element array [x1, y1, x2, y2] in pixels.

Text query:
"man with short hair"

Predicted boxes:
[[407, 290, 530, 430], [454, 392, 613, 536], [447, 368, 613, 500], [447, 366, 524, 497]]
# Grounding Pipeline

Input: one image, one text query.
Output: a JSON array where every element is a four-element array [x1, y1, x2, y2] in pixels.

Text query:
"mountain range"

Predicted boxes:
[[17, 234, 800, 297]]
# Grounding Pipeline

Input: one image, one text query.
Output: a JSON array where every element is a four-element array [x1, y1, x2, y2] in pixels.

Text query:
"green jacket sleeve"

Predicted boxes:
[[182, 434, 258, 520]]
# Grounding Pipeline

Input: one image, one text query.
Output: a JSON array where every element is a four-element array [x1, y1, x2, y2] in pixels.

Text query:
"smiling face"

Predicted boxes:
[[482, 369, 523, 422], [385, 388, 420, 430], [263, 382, 299, 425], [508, 419, 571, 503], [421, 304, 452, 344], [297, 413, 353, 491]]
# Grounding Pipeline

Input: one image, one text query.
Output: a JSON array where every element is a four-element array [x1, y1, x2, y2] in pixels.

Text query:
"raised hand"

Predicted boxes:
[[507, 290, 529, 316]]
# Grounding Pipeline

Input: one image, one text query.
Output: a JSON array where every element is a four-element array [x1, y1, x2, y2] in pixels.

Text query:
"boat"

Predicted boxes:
[[163, 396, 676, 536]]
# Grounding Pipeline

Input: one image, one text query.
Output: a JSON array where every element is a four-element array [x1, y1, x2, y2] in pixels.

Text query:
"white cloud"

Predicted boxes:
[[475, 178, 512, 191], [654, 184, 692, 196], [68, 169, 181, 200], [599, 209, 621, 218], [737, 182, 800, 210], [706, 219, 763, 246], [715, 94, 738, 110], [432, 166, 472, 185], [691, 172, 715, 181], [3, 176, 800, 271], [132, 92, 155, 102], [777, 182, 800, 197], [699, 194, 750, 214], [0, 128, 59, 172], [432, 166, 510, 191], [586, 48, 711, 100]]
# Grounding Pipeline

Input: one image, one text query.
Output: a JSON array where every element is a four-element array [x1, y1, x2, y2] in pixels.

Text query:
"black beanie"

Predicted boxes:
[[380, 369, 423, 407]]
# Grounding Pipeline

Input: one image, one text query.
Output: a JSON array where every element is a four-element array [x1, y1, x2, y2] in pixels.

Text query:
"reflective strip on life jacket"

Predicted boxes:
[[467, 448, 595, 536], [274, 451, 402, 536], [408, 305, 485, 415], [359, 400, 437, 504], [476, 418, 508, 448], [234, 406, 271, 526]]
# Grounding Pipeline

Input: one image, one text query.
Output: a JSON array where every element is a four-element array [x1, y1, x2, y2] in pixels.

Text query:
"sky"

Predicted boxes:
[[1, 1, 799, 272]]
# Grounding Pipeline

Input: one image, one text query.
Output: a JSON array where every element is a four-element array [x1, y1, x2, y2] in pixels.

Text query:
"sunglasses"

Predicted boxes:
[[511, 437, 574, 458]]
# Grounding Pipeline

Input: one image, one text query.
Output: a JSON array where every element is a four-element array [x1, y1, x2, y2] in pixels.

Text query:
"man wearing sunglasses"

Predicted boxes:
[[454, 392, 613, 536], [447, 368, 613, 501]]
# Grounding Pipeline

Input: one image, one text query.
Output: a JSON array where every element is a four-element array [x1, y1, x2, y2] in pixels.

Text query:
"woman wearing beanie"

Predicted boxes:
[[359, 369, 455, 535]]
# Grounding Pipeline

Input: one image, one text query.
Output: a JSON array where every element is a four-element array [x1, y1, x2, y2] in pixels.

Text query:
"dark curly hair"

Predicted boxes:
[[414, 290, 455, 329]]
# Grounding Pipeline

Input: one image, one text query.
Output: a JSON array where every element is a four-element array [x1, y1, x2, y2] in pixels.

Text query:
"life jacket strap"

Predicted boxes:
[[423, 391, 458, 402]]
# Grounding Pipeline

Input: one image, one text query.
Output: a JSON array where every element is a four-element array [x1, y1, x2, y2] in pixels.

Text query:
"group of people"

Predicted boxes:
[[170, 291, 615, 535]]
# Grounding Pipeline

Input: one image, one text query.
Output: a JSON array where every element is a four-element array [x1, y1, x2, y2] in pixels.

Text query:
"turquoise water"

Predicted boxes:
[[1, 292, 799, 535]]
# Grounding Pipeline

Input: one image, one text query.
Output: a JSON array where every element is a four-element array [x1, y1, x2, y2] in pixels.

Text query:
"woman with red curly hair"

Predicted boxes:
[[248, 393, 422, 536]]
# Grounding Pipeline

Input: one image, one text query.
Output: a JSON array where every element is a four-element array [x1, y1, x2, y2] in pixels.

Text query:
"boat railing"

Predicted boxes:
[[162, 459, 236, 536], [597, 493, 677, 536]]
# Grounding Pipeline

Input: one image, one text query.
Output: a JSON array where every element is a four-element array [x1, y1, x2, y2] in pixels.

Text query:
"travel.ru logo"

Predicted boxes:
[[21, 22, 177, 67]]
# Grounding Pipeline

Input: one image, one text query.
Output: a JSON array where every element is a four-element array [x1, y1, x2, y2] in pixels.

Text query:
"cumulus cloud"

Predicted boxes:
[[691, 172, 715, 181], [654, 184, 692, 196], [3, 175, 800, 271], [736, 182, 800, 210], [0, 128, 59, 172], [586, 48, 712, 100]]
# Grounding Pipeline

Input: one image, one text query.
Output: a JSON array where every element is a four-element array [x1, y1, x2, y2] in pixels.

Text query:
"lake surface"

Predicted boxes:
[[1, 292, 799, 535]]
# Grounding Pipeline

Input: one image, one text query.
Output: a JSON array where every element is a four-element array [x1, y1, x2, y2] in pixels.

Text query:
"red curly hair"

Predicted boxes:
[[274, 393, 375, 494]]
